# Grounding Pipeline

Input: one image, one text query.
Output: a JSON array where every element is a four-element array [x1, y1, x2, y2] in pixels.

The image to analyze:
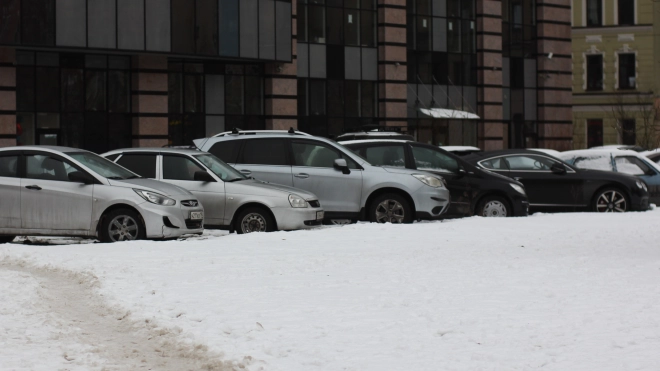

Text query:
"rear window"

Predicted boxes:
[[208, 140, 242, 164], [117, 154, 157, 178]]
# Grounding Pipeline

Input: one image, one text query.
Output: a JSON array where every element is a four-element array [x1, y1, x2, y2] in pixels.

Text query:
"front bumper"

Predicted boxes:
[[139, 201, 204, 239], [271, 206, 325, 231], [511, 195, 530, 217], [411, 186, 451, 220], [630, 195, 650, 211]]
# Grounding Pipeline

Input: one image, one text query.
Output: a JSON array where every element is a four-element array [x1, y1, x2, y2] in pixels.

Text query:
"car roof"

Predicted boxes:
[[440, 146, 481, 152], [560, 149, 642, 159], [195, 132, 340, 148], [104, 147, 205, 156], [212, 130, 311, 138], [0, 145, 92, 154], [340, 139, 411, 145]]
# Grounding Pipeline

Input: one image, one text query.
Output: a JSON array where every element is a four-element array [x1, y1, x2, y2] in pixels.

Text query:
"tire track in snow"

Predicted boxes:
[[1, 259, 254, 371]]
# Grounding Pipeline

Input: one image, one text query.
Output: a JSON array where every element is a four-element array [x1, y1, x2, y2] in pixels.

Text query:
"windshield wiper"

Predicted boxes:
[[127, 175, 143, 179], [107, 176, 124, 180]]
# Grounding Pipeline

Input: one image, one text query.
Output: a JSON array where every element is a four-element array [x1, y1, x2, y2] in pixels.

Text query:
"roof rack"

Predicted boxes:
[[340, 125, 405, 134], [211, 128, 312, 138], [161, 144, 198, 149]]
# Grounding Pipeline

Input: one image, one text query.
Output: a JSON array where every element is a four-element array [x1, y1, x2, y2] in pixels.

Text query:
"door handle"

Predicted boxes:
[[295, 173, 310, 179], [240, 169, 252, 175], [25, 185, 42, 191]]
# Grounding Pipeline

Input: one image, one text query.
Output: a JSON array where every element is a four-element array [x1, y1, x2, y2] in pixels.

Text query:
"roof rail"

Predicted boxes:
[[211, 129, 312, 138]]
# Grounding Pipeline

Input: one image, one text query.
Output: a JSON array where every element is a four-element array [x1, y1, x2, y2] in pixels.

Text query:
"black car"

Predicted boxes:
[[341, 140, 529, 217], [463, 150, 650, 213]]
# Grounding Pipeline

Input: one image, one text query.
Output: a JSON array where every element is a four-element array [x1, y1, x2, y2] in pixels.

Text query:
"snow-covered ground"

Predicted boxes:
[[2, 211, 660, 370]]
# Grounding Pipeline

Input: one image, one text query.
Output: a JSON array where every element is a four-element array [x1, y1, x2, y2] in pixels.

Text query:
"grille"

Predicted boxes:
[[308, 200, 321, 208], [185, 220, 203, 229], [181, 200, 199, 207]]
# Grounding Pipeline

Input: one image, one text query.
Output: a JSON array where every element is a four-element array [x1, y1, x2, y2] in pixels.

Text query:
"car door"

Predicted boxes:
[[504, 154, 585, 208], [233, 138, 294, 186], [0, 152, 21, 229], [614, 156, 660, 203], [160, 154, 227, 225], [290, 139, 363, 213], [21, 152, 94, 231]]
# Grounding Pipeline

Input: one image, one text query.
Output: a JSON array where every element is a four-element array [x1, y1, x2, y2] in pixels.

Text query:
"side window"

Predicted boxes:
[[411, 146, 460, 173], [573, 156, 614, 171], [292, 141, 358, 169], [363, 145, 406, 168], [105, 153, 120, 162], [238, 139, 289, 166], [0, 155, 19, 178], [116, 154, 157, 178], [615, 157, 652, 176], [506, 155, 556, 171], [480, 158, 509, 170], [209, 140, 242, 164], [25, 154, 81, 182], [163, 155, 205, 181]]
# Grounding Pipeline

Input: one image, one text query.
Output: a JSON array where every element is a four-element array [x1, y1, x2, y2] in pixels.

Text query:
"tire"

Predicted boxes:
[[0, 236, 16, 244], [235, 207, 275, 234], [99, 208, 146, 243], [476, 195, 510, 217], [593, 188, 629, 213], [369, 193, 413, 224]]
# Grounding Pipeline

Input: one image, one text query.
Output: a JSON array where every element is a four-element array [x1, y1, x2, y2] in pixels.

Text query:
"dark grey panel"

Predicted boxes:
[[146, 0, 171, 52], [524, 59, 537, 88], [433, 0, 446, 17], [502, 57, 510, 87], [118, 0, 145, 50], [433, 85, 448, 108], [432, 18, 446, 52], [88, 0, 117, 49], [309, 44, 326, 78], [275, 1, 292, 61], [240, 0, 258, 58], [56, 0, 86, 47], [361, 48, 377, 81], [205, 75, 225, 115], [344, 47, 361, 80], [206, 116, 225, 137], [259, 0, 275, 60], [524, 89, 537, 121], [219, 0, 239, 56], [503, 88, 511, 120], [297, 43, 309, 77], [197, 0, 218, 55]]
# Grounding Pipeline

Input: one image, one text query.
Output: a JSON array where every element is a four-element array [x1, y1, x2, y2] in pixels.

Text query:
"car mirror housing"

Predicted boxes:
[[334, 159, 351, 174], [551, 163, 567, 175], [194, 171, 216, 182], [68, 171, 95, 184]]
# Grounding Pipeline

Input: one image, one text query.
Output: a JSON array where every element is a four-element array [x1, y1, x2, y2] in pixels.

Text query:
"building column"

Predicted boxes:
[[264, 0, 298, 130], [0, 47, 17, 148], [476, 0, 504, 150], [377, 0, 407, 127], [131, 55, 169, 147], [536, 0, 573, 150]]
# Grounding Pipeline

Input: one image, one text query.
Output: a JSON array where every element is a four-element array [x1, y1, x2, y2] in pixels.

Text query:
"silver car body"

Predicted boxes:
[[0, 146, 204, 239], [194, 132, 451, 220], [102, 148, 324, 231]]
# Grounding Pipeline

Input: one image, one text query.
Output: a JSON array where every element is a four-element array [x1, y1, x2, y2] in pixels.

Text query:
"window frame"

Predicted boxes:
[[586, 54, 604, 91], [23, 151, 92, 183], [617, 53, 636, 90]]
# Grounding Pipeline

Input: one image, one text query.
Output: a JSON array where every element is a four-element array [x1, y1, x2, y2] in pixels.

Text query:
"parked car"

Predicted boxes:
[[194, 131, 451, 224], [341, 140, 529, 217], [528, 148, 562, 157], [102, 148, 324, 234], [559, 149, 660, 205], [643, 149, 660, 165], [334, 130, 415, 142], [589, 145, 646, 152], [440, 146, 482, 157], [463, 150, 650, 213], [0, 146, 204, 243]]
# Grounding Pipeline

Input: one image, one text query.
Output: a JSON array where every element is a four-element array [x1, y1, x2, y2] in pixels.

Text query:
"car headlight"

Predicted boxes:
[[413, 174, 446, 188], [288, 194, 308, 208], [636, 181, 648, 192], [133, 189, 176, 206], [510, 183, 526, 195]]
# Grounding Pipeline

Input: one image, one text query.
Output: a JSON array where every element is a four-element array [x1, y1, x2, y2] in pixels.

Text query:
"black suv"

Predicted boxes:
[[341, 139, 529, 217]]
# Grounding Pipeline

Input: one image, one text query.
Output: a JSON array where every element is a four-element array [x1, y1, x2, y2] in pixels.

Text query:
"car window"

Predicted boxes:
[[411, 146, 459, 173], [67, 152, 137, 180], [292, 141, 358, 169], [116, 154, 157, 178], [105, 153, 120, 162], [362, 145, 406, 167], [208, 140, 242, 164], [0, 155, 18, 178], [26, 154, 82, 182], [194, 154, 245, 181], [615, 156, 652, 176], [479, 157, 509, 170], [163, 155, 206, 181], [505, 155, 557, 171], [573, 156, 614, 171], [238, 139, 288, 166]]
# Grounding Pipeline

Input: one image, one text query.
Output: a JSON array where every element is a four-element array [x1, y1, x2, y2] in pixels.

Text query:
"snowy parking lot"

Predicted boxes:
[[2, 210, 660, 371]]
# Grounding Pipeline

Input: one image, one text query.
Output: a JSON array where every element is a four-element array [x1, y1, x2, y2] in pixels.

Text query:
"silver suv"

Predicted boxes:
[[194, 131, 451, 223]]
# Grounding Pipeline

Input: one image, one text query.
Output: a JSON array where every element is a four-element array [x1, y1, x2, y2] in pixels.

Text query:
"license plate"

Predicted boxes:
[[190, 211, 204, 220], [316, 211, 324, 220]]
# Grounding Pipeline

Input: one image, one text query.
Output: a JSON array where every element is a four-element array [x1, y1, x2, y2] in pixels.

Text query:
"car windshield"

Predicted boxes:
[[334, 142, 370, 163], [67, 152, 138, 180], [194, 154, 246, 182]]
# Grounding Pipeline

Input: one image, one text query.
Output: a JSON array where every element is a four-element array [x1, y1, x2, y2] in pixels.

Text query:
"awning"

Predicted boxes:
[[419, 108, 480, 120]]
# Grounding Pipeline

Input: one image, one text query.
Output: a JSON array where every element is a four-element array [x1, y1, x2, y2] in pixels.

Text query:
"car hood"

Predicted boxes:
[[108, 178, 193, 196], [577, 168, 643, 184], [227, 179, 319, 200], [380, 166, 425, 175]]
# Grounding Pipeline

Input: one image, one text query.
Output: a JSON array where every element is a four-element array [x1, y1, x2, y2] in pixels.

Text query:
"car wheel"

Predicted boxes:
[[99, 209, 145, 243], [369, 193, 413, 224], [236, 207, 275, 234], [593, 188, 629, 213], [476, 196, 510, 217], [0, 236, 16, 244]]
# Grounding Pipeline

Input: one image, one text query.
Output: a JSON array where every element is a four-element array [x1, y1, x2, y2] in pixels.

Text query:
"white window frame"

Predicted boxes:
[[614, 0, 637, 26], [615, 46, 637, 90]]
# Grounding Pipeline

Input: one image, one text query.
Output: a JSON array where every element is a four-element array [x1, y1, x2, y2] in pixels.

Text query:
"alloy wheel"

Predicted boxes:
[[241, 213, 267, 233], [108, 215, 139, 242], [375, 199, 405, 223], [596, 191, 627, 213], [482, 201, 508, 217]]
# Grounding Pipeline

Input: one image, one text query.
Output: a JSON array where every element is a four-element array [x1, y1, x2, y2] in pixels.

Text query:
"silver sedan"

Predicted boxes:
[[0, 146, 204, 243], [102, 148, 325, 234]]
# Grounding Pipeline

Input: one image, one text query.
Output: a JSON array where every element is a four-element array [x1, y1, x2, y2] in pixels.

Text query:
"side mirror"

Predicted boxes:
[[334, 159, 351, 174], [551, 163, 567, 175], [194, 171, 216, 182], [69, 171, 95, 184]]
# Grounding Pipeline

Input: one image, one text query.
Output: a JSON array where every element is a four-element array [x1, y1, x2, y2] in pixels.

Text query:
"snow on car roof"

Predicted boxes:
[[528, 148, 561, 156], [339, 139, 410, 145], [560, 149, 660, 173], [440, 146, 481, 151]]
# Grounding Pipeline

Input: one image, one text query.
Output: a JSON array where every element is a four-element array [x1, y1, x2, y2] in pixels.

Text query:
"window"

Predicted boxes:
[[587, 0, 602, 27], [411, 145, 460, 173], [573, 156, 613, 171], [618, 0, 634, 25], [116, 154, 157, 179], [0, 155, 19, 178], [587, 119, 604, 148], [586, 55, 603, 91], [480, 158, 510, 170], [618, 54, 636, 89], [615, 157, 651, 176], [362, 145, 406, 167], [506, 155, 557, 171], [163, 155, 205, 181], [239, 139, 288, 166], [209, 140, 242, 164], [25, 154, 81, 182], [621, 119, 636, 145], [292, 141, 358, 169]]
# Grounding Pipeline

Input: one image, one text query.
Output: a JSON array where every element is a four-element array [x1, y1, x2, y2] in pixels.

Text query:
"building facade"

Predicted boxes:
[[0, 0, 572, 152], [571, 0, 658, 149]]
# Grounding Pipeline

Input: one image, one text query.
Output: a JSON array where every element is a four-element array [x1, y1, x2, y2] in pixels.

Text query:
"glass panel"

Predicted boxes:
[[345, 80, 359, 117], [361, 48, 377, 81], [25, 154, 81, 182], [163, 155, 205, 181], [327, 80, 344, 117], [209, 140, 242, 163], [360, 10, 375, 47], [309, 80, 326, 115], [17, 67, 36, 111], [107, 114, 132, 150], [0, 0, 20, 44], [36, 67, 60, 112], [297, 43, 309, 77], [184, 75, 204, 113], [118, 0, 145, 50], [275, 1, 292, 61], [447, 19, 460, 53], [308, 5, 325, 43], [206, 116, 225, 137], [197, 0, 219, 55], [361, 81, 375, 117], [172, 0, 195, 54], [327, 7, 343, 45], [621, 120, 636, 145], [117, 154, 158, 178], [619, 54, 636, 89], [432, 17, 447, 51], [108, 71, 130, 113], [345, 9, 359, 46], [239, 139, 289, 165], [0, 155, 19, 178], [619, 0, 634, 25], [587, 0, 602, 26], [84, 112, 107, 152], [309, 44, 327, 78], [225, 75, 243, 114], [344, 47, 360, 80], [86, 70, 107, 112], [240, 0, 259, 58], [587, 55, 603, 90], [21, 0, 55, 46], [17, 113, 36, 146], [61, 69, 85, 112], [205, 75, 225, 115], [364, 145, 406, 167], [145, 0, 171, 52], [292, 141, 342, 168], [219, 0, 239, 56], [506, 155, 555, 170], [297, 2, 307, 43], [56, 0, 86, 47], [259, 0, 275, 59], [244, 76, 262, 115], [88, 0, 117, 49]]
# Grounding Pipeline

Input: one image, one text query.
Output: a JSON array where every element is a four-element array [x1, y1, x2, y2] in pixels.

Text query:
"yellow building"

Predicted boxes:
[[572, 0, 659, 149]]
